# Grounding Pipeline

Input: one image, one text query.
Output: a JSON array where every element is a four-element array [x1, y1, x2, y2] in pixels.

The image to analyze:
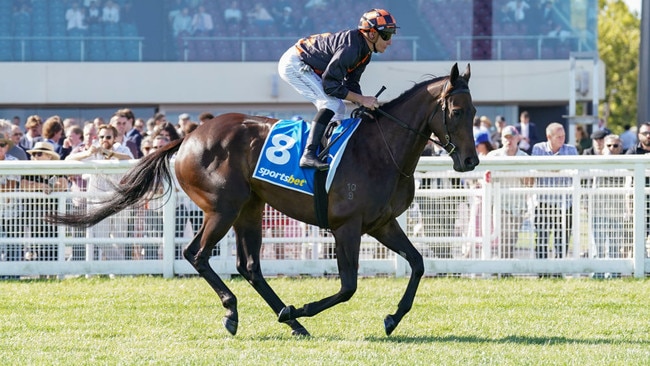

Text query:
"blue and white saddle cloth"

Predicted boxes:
[[252, 118, 361, 195]]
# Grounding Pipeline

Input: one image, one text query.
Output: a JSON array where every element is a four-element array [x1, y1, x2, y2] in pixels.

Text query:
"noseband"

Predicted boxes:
[[430, 85, 471, 155]]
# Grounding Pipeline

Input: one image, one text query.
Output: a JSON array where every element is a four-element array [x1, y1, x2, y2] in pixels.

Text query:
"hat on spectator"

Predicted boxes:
[[179, 113, 190, 120], [27, 141, 60, 160], [501, 125, 519, 137], [590, 128, 611, 139], [0, 132, 14, 149], [475, 132, 491, 146]]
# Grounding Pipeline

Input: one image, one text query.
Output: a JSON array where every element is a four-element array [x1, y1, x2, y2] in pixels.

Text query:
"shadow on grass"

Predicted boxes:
[[365, 334, 650, 346]]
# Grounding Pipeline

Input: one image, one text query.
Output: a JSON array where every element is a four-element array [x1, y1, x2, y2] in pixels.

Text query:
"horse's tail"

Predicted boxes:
[[48, 138, 184, 228]]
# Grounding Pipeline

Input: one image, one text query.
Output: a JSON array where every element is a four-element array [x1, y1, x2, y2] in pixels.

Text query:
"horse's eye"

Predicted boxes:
[[452, 109, 462, 117]]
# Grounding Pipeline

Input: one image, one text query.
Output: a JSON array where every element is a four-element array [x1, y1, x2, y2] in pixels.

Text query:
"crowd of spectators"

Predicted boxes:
[[410, 109, 644, 278], [0, 108, 209, 264]]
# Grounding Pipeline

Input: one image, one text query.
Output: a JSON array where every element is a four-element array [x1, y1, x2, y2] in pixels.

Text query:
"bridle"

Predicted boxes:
[[370, 82, 471, 176]]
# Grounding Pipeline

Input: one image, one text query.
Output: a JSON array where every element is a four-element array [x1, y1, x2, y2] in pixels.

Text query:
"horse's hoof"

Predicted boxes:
[[278, 305, 296, 323], [291, 327, 311, 337], [222, 317, 238, 336], [384, 315, 397, 336]]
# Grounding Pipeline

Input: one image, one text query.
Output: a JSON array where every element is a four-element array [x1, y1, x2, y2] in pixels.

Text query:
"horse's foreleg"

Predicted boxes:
[[233, 210, 310, 336], [369, 219, 424, 336], [183, 214, 239, 335], [278, 228, 360, 326]]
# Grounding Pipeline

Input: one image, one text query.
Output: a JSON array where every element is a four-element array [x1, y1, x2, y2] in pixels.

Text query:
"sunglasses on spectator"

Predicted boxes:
[[606, 144, 620, 148], [640, 131, 650, 136], [98, 135, 113, 140], [0, 142, 7, 148], [13, 133, 23, 137], [31, 152, 44, 157]]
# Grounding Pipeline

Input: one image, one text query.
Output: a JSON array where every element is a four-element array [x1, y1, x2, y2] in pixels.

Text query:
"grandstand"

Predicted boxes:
[[0, 0, 601, 138]]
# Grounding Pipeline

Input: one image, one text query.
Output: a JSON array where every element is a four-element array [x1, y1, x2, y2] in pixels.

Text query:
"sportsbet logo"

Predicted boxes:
[[257, 168, 307, 186], [258, 133, 307, 187]]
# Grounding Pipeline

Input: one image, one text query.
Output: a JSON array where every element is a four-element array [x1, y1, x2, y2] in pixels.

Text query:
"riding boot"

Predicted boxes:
[[300, 122, 329, 170]]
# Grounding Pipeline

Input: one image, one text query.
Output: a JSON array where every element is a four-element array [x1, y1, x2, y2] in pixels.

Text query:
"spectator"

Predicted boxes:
[[66, 124, 131, 260], [93, 117, 105, 128], [86, 0, 101, 25], [626, 122, 650, 155], [478, 115, 494, 146], [22, 142, 68, 261], [140, 135, 153, 156], [546, 21, 572, 46], [60, 125, 84, 160], [118, 108, 142, 158], [247, 2, 274, 29], [277, 8, 397, 170], [506, 0, 530, 22], [172, 7, 193, 37], [42, 116, 65, 158], [8, 125, 27, 159], [176, 113, 192, 137], [152, 112, 167, 127], [515, 110, 538, 154], [475, 132, 494, 156], [182, 121, 199, 136], [531, 122, 578, 266], [198, 112, 214, 124], [66, 124, 132, 162], [625, 122, 650, 242], [65, 123, 97, 252], [591, 134, 628, 279], [191, 5, 214, 35], [0, 120, 27, 160], [574, 124, 591, 154], [487, 126, 532, 258], [11, 116, 20, 126], [619, 124, 637, 151], [472, 116, 481, 139], [491, 115, 507, 148], [153, 122, 181, 141], [277, 6, 296, 36], [0, 132, 21, 262], [109, 113, 137, 159], [224, 1, 243, 25], [18, 115, 43, 153], [102, 0, 120, 24], [133, 118, 146, 136], [582, 128, 611, 155], [145, 118, 157, 137], [66, 1, 87, 31]]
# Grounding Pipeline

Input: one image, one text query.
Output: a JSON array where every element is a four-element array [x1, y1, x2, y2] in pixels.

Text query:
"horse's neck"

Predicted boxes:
[[375, 105, 432, 176]]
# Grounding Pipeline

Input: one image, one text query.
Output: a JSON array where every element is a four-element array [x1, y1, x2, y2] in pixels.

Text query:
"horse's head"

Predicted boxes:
[[429, 63, 479, 172]]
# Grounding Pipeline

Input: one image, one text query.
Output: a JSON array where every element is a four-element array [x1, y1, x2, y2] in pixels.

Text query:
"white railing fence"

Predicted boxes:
[[1, 156, 649, 279]]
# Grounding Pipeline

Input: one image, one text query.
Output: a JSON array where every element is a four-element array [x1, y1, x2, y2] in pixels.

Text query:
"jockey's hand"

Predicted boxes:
[[359, 95, 379, 110]]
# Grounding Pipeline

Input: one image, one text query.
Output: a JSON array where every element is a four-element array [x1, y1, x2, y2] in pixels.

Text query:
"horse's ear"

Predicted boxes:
[[450, 63, 459, 83], [461, 63, 471, 82]]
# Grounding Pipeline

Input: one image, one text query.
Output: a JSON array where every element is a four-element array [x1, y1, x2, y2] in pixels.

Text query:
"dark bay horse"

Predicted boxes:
[[50, 63, 478, 336]]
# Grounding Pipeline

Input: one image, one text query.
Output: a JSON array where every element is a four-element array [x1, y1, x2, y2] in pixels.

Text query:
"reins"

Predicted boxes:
[[367, 83, 470, 176]]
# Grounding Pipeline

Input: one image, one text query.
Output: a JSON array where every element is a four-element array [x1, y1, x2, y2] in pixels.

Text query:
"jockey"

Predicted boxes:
[[277, 8, 398, 170]]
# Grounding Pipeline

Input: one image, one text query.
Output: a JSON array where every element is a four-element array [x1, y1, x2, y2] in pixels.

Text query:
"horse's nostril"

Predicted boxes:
[[465, 156, 479, 168]]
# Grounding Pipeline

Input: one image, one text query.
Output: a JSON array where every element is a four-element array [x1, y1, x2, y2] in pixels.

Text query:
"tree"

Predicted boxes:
[[598, 0, 641, 131]]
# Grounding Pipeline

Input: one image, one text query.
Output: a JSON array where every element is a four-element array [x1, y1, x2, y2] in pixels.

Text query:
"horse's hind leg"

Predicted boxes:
[[369, 218, 424, 336], [183, 212, 239, 335], [232, 199, 310, 336]]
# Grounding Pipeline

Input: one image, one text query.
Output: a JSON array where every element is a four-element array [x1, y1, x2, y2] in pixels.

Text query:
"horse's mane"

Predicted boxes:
[[380, 74, 447, 110]]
